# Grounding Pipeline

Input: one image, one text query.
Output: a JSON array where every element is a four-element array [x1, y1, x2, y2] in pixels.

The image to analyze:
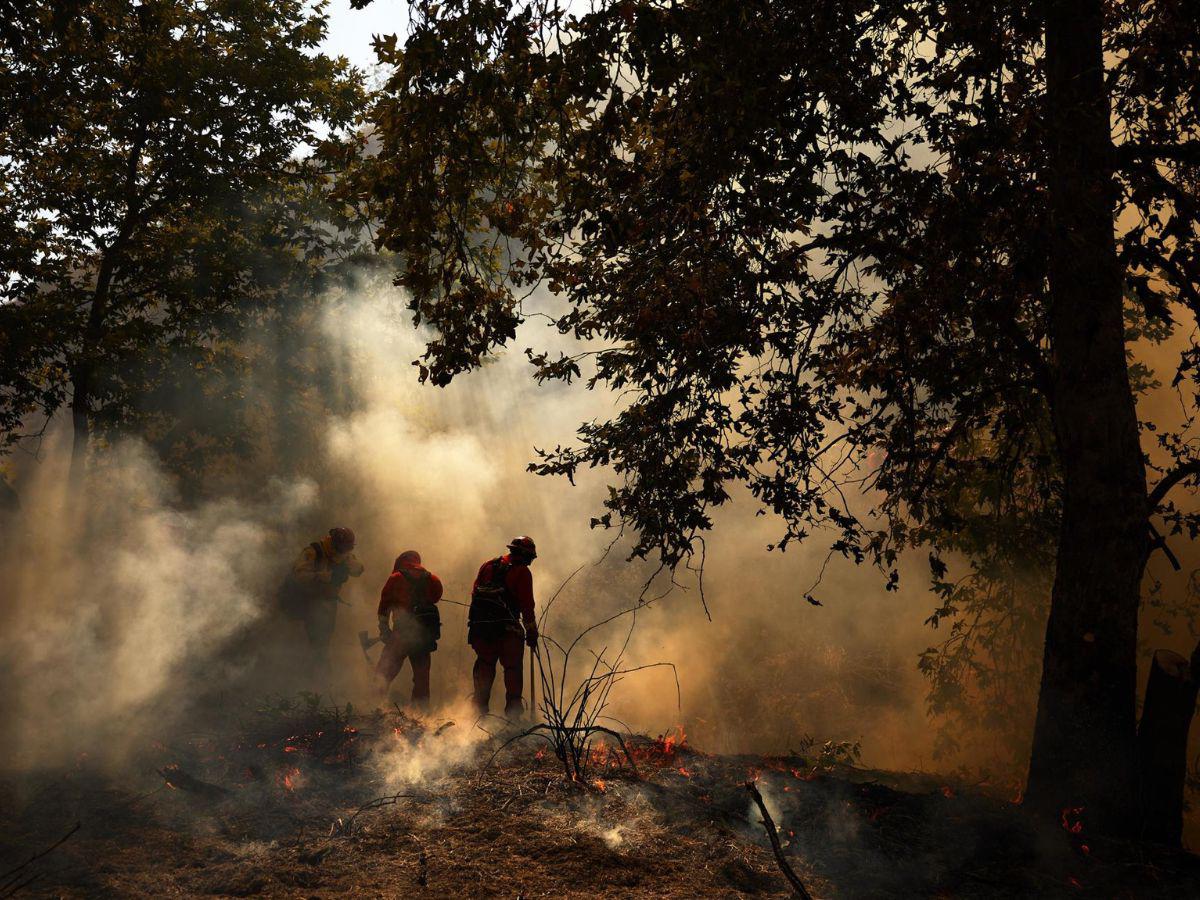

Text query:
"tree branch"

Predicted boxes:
[[1149, 460, 1200, 510], [1148, 523, 1182, 572], [1115, 142, 1200, 167]]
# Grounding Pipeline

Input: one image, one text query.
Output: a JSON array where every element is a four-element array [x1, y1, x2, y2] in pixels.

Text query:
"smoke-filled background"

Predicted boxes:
[[2, 2, 1197, 813], [0, 268, 945, 779]]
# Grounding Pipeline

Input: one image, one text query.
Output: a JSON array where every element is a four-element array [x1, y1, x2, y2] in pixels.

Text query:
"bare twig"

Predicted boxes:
[[487, 724, 638, 777], [523, 556, 681, 783], [338, 791, 428, 836], [745, 781, 813, 899], [538, 562, 587, 631], [0, 872, 42, 898], [0, 821, 80, 898]]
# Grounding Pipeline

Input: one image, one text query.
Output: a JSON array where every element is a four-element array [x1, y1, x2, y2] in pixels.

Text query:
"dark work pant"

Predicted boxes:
[[302, 597, 338, 679], [471, 633, 524, 715], [375, 633, 432, 707]]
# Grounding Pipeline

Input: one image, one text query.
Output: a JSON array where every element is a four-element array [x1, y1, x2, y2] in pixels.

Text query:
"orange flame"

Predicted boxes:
[[587, 723, 692, 771], [280, 765, 302, 792], [653, 724, 687, 756], [1061, 806, 1085, 835]]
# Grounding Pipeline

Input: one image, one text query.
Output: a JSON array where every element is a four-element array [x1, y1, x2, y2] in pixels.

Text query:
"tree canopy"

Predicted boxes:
[[356, 0, 1197, 570], [0, 0, 364, 473], [354, 0, 1200, 834]]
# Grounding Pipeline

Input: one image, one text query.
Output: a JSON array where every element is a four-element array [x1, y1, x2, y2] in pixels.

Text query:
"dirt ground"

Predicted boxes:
[[3, 700, 1200, 898]]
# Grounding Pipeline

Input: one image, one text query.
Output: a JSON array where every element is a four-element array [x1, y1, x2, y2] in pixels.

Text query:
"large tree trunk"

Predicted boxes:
[[1024, 0, 1149, 836], [1136, 648, 1200, 846], [68, 250, 119, 485], [68, 368, 92, 485]]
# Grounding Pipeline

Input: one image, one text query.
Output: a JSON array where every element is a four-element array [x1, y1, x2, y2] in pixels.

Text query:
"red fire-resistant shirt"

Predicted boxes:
[[472, 554, 536, 626], [377, 562, 443, 617]]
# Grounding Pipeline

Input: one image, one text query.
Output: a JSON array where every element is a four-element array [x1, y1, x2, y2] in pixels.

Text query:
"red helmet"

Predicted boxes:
[[507, 535, 537, 560], [329, 526, 356, 553], [394, 550, 421, 570]]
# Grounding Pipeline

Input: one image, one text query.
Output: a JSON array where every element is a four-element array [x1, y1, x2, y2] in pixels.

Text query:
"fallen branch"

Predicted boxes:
[[745, 781, 813, 899], [0, 871, 40, 899]]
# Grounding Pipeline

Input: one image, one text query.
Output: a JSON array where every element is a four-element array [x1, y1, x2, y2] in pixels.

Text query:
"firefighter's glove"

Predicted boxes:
[[330, 562, 351, 586], [378, 616, 393, 643], [524, 625, 539, 649]]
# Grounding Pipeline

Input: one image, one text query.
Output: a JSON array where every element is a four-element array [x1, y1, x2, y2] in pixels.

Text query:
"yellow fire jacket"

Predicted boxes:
[[293, 535, 365, 585]]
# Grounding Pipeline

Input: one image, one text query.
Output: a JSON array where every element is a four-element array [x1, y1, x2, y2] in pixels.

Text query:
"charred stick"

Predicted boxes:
[[0, 821, 80, 897], [0, 871, 43, 899], [745, 781, 813, 900], [0, 821, 80, 880]]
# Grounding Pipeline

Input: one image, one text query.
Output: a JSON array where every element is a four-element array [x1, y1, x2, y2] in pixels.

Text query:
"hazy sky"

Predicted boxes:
[[320, 0, 409, 70]]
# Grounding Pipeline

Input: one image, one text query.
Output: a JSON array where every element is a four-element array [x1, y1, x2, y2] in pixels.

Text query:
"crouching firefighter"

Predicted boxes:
[[280, 527, 364, 677], [375, 550, 443, 709], [468, 536, 539, 717]]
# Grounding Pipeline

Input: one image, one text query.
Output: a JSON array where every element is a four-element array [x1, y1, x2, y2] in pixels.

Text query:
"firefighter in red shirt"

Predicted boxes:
[[375, 550, 444, 709], [468, 536, 539, 716]]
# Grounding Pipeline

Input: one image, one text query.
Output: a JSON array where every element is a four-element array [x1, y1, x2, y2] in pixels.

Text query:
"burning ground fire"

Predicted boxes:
[[4, 702, 1194, 897], [279, 766, 303, 793], [589, 724, 690, 772], [583, 725, 692, 791], [146, 697, 402, 808]]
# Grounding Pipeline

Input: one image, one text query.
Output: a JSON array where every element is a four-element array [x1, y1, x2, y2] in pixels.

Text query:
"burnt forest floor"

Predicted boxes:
[[3, 698, 1200, 899]]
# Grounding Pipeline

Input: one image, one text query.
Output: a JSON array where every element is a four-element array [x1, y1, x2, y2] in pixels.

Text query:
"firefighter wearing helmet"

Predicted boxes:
[[467, 536, 539, 716], [288, 526, 364, 678], [375, 550, 444, 709]]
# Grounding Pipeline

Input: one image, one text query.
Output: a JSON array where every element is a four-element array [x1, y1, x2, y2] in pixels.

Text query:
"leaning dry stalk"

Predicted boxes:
[[745, 781, 813, 899]]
